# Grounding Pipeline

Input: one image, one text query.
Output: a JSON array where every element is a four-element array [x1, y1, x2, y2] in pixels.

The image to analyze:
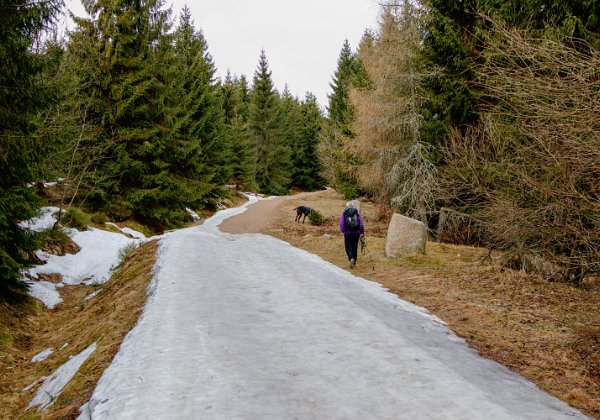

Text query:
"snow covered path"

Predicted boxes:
[[81, 198, 585, 419]]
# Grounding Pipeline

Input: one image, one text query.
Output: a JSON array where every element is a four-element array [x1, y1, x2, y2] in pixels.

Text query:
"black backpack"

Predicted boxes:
[[344, 208, 360, 231]]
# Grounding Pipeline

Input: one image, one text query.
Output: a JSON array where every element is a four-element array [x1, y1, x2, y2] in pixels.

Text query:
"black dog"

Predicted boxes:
[[294, 206, 312, 223]]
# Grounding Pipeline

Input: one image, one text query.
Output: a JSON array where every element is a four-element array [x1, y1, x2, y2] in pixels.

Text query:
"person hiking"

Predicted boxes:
[[339, 202, 364, 268]]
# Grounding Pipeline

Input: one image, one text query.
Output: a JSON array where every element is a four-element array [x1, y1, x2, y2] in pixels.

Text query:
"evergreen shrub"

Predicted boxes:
[[90, 213, 108, 224], [106, 201, 133, 222], [308, 210, 326, 226]]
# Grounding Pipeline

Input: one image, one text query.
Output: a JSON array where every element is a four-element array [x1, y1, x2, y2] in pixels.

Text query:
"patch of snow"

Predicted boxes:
[[185, 207, 201, 222], [60, 342, 69, 350], [25, 280, 62, 309], [29, 227, 139, 286], [28, 343, 96, 412], [43, 181, 58, 187], [20, 207, 142, 308], [32, 348, 54, 363], [19, 207, 60, 232], [83, 290, 101, 302]]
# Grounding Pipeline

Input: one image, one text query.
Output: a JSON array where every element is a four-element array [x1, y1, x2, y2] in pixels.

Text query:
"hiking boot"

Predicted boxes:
[[349, 258, 355, 268]]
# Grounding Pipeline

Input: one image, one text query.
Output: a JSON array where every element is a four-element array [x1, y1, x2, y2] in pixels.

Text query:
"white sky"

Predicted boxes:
[[62, 0, 381, 109]]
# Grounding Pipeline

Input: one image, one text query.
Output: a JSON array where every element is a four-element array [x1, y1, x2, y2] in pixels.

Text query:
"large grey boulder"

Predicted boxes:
[[385, 213, 427, 257]]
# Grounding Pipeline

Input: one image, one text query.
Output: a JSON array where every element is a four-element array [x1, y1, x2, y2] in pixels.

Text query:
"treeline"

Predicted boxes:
[[1, 1, 324, 300], [321, 0, 600, 285]]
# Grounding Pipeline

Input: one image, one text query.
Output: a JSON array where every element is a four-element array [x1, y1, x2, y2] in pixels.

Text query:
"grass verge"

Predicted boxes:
[[0, 240, 158, 419], [268, 189, 600, 419]]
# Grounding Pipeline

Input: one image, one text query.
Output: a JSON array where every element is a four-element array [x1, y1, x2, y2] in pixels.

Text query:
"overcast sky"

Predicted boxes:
[[63, 0, 380, 109]]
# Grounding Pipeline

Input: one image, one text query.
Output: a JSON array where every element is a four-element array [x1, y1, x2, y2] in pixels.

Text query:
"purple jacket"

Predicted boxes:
[[339, 209, 364, 235]]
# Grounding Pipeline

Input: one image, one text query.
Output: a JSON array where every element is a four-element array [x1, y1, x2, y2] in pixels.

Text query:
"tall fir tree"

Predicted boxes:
[[295, 93, 325, 190], [319, 40, 362, 198], [248, 50, 291, 194], [0, 0, 62, 300], [351, 3, 436, 221], [221, 72, 255, 187], [279, 86, 303, 187], [327, 39, 356, 137], [70, 0, 211, 227], [170, 7, 230, 206]]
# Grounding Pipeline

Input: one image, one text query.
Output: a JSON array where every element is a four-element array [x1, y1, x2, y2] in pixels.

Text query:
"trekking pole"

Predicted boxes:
[[360, 235, 375, 272]]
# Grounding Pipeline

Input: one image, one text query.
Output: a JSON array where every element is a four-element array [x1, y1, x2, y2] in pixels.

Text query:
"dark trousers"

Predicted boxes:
[[344, 234, 361, 261]]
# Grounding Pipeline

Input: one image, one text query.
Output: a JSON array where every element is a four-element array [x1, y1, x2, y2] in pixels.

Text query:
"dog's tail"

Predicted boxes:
[[293, 207, 299, 211]]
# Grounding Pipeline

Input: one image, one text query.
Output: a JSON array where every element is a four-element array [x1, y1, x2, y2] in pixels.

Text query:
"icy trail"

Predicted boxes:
[[80, 197, 585, 419]]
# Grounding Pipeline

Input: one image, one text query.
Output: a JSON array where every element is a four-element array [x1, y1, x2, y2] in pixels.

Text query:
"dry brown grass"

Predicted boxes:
[[0, 241, 158, 419], [267, 189, 600, 419]]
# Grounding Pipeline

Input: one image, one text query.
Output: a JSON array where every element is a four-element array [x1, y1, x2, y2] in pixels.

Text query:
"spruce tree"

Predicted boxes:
[[248, 50, 291, 194], [320, 40, 362, 198], [70, 0, 206, 227], [296, 93, 325, 190], [221, 73, 255, 188], [327, 39, 356, 137], [0, 0, 62, 300], [279, 86, 303, 188], [170, 7, 230, 207]]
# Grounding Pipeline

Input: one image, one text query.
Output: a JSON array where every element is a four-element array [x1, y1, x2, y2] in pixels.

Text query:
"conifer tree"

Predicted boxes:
[[170, 7, 230, 205], [70, 0, 206, 227], [279, 86, 303, 187], [319, 40, 362, 198], [221, 72, 255, 188], [327, 39, 356, 137], [0, 0, 62, 300], [248, 50, 291, 194], [295, 93, 325, 190]]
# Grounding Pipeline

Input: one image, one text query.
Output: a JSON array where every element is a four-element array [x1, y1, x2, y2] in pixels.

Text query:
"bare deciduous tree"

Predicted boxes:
[[442, 17, 600, 284]]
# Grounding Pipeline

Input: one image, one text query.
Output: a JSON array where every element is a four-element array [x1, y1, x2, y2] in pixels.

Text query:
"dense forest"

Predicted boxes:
[[0, 0, 324, 300], [323, 0, 599, 287], [2, 0, 599, 301]]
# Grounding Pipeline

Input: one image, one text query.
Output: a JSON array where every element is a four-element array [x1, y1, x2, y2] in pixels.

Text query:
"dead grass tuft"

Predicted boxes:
[[572, 326, 600, 378]]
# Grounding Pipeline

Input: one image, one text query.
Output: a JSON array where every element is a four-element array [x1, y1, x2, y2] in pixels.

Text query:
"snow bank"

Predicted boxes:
[[25, 280, 63, 309], [29, 227, 138, 286], [119, 227, 145, 239], [19, 207, 60, 232], [28, 342, 96, 411], [21, 207, 142, 308]]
